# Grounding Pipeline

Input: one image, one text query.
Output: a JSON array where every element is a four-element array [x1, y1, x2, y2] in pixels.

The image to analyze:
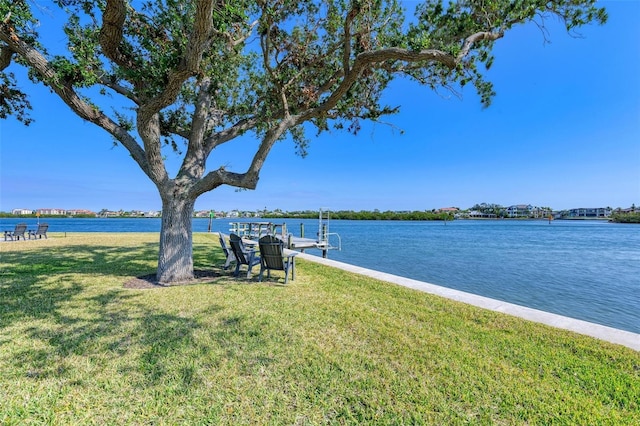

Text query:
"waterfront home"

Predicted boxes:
[[437, 207, 460, 214], [11, 208, 34, 215], [67, 209, 97, 216], [566, 208, 612, 218], [467, 210, 497, 219], [36, 208, 66, 216], [505, 204, 532, 218]]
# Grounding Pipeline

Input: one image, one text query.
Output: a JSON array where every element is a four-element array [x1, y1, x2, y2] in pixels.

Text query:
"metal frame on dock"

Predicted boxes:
[[229, 209, 341, 258]]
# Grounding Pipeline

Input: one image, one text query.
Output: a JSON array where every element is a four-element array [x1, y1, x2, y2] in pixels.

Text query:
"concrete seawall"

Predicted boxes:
[[296, 252, 640, 352]]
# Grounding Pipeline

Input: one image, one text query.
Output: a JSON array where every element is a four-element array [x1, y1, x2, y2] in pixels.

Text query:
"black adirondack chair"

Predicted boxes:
[[258, 235, 298, 284], [229, 233, 261, 278], [4, 223, 27, 241], [29, 223, 49, 239]]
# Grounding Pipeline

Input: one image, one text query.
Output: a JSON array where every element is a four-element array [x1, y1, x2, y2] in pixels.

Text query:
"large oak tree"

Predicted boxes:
[[0, 0, 606, 283]]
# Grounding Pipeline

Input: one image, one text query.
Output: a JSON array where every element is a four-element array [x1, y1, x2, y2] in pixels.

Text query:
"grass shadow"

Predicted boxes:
[[0, 242, 159, 326], [0, 235, 281, 395]]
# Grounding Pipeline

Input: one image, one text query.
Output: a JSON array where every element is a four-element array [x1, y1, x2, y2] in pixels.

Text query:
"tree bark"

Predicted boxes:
[[157, 194, 195, 284]]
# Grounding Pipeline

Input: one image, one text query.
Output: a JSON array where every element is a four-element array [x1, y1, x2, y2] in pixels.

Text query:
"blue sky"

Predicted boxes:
[[1, 1, 638, 213]]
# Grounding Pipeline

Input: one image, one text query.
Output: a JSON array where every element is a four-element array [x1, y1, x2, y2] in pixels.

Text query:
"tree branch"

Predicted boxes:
[[0, 45, 13, 70], [190, 167, 251, 197], [100, 0, 137, 69], [213, 19, 259, 49], [138, 0, 215, 122], [98, 74, 139, 103], [343, 5, 358, 76], [192, 116, 294, 197], [0, 21, 151, 177], [177, 77, 211, 182], [308, 47, 456, 119], [183, 0, 216, 73], [260, 20, 290, 117], [245, 117, 293, 181], [457, 31, 504, 61], [203, 115, 260, 154], [197, 47, 458, 186], [135, 0, 218, 185], [136, 111, 168, 185]]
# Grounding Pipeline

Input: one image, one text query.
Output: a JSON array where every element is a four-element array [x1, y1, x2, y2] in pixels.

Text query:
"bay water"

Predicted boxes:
[[2, 217, 638, 334]]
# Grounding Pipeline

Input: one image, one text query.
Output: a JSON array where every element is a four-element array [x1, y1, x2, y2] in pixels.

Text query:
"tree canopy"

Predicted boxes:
[[0, 0, 607, 283]]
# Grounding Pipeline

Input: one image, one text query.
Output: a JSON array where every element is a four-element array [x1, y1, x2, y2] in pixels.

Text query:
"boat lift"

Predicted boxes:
[[229, 208, 341, 258], [288, 208, 341, 258]]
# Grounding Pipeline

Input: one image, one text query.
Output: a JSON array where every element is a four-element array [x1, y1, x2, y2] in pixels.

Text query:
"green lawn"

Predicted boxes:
[[1, 233, 638, 424]]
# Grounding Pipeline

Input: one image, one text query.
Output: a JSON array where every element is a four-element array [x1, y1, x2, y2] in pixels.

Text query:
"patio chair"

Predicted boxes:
[[29, 223, 49, 239], [258, 235, 298, 285], [229, 233, 261, 278], [218, 232, 236, 270], [4, 223, 27, 241]]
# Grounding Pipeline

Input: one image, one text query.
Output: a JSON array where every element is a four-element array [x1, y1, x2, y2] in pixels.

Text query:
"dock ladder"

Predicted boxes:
[[318, 208, 341, 254]]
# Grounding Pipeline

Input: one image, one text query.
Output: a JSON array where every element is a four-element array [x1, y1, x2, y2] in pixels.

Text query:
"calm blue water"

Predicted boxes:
[[2, 217, 639, 334]]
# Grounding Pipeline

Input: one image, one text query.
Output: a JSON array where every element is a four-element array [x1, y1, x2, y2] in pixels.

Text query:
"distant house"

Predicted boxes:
[[505, 205, 532, 218], [194, 210, 213, 218], [467, 210, 496, 219], [36, 208, 66, 216], [567, 208, 611, 218], [615, 206, 637, 214], [437, 207, 459, 213], [98, 210, 122, 217], [67, 209, 96, 216], [530, 206, 552, 218], [143, 211, 160, 217], [11, 208, 34, 215]]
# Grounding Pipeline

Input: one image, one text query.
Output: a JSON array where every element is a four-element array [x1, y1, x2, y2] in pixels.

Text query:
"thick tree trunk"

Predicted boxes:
[[156, 195, 195, 284]]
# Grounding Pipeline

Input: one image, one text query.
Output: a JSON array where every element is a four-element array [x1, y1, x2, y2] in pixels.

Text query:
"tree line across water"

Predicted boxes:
[[265, 207, 640, 223], [264, 210, 455, 221], [4, 210, 639, 223], [610, 212, 640, 223]]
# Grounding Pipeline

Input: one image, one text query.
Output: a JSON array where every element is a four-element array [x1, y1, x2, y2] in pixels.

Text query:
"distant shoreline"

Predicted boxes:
[[0, 215, 626, 222]]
